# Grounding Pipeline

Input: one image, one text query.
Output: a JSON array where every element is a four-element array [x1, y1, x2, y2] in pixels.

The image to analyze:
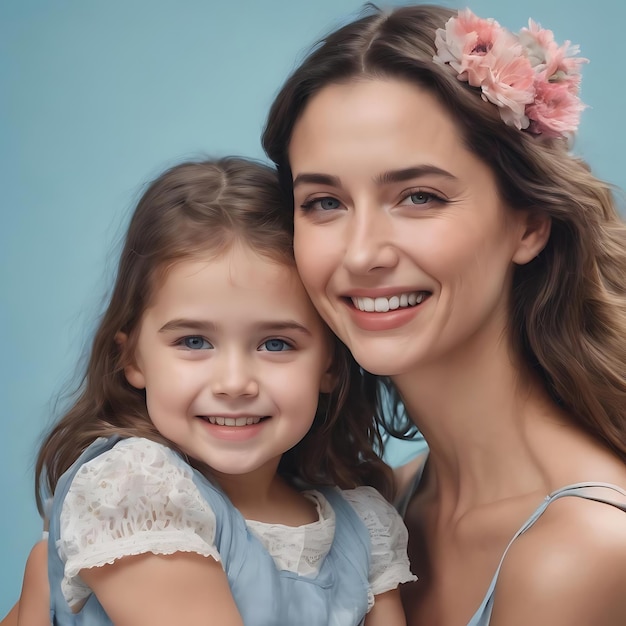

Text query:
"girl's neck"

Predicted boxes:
[[212, 463, 318, 526]]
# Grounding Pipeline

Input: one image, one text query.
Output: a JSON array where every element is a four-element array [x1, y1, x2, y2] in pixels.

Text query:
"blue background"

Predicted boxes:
[[1, 0, 624, 613]]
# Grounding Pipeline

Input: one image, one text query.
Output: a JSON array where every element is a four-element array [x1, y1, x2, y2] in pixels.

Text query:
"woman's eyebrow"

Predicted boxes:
[[375, 165, 458, 184], [292, 166, 457, 188], [293, 172, 341, 187]]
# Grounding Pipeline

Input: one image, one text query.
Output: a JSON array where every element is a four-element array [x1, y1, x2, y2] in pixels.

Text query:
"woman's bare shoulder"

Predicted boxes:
[[491, 492, 626, 625]]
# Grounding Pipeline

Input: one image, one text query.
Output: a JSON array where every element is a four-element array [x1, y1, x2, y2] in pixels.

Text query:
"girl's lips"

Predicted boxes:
[[199, 415, 266, 427], [197, 416, 269, 441]]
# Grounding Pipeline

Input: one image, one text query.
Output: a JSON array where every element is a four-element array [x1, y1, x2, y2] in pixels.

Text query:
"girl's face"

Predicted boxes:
[[123, 243, 333, 479], [289, 78, 544, 377]]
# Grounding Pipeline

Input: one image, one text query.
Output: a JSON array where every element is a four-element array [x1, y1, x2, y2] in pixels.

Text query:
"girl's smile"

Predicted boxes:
[[123, 243, 334, 478]]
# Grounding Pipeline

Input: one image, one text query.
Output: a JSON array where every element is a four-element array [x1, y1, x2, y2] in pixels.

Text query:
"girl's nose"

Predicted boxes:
[[211, 352, 259, 398]]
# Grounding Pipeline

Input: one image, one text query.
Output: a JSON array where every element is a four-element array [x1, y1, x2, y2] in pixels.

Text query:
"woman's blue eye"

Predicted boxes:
[[261, 339, 291, 352], [319, 197, 340, 210], [301, 197, 341, 211], [409, 192, 431, 204], [182, 336, 211, 350]]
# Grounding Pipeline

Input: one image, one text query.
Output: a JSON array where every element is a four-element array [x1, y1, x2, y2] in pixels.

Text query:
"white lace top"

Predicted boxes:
[[58, 438, 415, 611]]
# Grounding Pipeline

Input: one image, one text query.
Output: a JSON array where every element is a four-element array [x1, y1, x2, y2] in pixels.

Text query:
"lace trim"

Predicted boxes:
[[342, 486, 417, 598], [246, 491, 334, 576], [60, 531, 220, 607], [59, 439, 218, 607]]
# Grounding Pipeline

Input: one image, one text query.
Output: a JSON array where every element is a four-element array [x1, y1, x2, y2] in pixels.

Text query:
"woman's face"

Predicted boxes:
[[288, 78, 540, 377]]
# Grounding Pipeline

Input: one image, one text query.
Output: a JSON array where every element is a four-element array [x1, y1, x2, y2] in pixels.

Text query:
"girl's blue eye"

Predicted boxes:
[[261, 339, 291, 352], [182, 336, 211, 350]]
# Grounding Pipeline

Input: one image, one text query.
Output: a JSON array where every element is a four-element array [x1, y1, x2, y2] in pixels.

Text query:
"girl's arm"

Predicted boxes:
[[365, 589, 406, 626], [81, 551, 243, 626], [15, 540, 50, 626]]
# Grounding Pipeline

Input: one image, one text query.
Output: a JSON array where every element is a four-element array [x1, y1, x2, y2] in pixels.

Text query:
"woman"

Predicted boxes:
[[262, 4, 626, 625]]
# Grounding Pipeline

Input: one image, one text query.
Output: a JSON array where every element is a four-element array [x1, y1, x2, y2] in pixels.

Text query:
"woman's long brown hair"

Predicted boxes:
[[262, 5, 626, 460]]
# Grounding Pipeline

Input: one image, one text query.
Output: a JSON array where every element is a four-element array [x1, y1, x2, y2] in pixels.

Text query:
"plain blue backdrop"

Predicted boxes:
[[1, 0, 624, 613]]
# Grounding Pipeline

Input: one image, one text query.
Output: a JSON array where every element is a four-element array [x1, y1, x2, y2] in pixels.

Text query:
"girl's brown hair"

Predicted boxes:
[[36, 157, 393, 512], [262, 5, 626, 459]]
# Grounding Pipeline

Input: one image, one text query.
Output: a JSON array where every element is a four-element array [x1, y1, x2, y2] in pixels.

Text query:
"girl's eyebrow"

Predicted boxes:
[[159, 319, 216, 333], [255, 321, 313, 336], [292, 165, 457, 188], [158, 319, 312, 336]]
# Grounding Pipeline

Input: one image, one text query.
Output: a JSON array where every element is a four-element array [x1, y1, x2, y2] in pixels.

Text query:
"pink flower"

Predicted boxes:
[[520, 20, 587, 90], [434, 9, 502, 78], [518, 20, 560, 71], [527, 75, 586, 137], [433, 10, 587, 139], [479, 47, 535, 130]]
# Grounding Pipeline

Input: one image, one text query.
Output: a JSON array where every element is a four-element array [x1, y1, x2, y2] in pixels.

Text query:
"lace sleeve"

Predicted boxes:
[[58, 437, 220, 607], [342, 486, 417, 604]]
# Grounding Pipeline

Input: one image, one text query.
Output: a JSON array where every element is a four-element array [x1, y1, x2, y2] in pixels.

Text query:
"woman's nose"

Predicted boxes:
[[342, 204, 399, 275], [210, 352, 259, 398]]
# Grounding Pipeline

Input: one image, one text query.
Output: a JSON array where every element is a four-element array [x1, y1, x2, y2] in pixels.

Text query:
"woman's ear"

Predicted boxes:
[[115, 331, 145, 390], [512, 210, 551, 265]]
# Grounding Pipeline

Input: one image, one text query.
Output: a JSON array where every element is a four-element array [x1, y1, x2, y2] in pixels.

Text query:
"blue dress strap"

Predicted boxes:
[[467, 482, 626, 626]]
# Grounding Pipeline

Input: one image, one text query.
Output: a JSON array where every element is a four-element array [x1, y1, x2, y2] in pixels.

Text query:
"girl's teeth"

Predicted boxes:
[[352, 292, 426, 312], [205, 416, 262, 426]]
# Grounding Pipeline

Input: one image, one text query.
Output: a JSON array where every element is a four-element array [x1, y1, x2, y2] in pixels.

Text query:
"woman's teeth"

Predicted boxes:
[[204, 416, 262, 426], [351, 292, 426, 312]]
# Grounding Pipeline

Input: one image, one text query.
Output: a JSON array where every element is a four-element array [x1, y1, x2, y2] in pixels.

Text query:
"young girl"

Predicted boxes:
[[31, 157, 414, 625], [263, 4, 626, 625]]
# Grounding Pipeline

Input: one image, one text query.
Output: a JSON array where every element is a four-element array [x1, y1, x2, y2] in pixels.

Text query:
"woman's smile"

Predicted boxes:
[[289, 78, 531, 376], [350, 291, 429, 313]]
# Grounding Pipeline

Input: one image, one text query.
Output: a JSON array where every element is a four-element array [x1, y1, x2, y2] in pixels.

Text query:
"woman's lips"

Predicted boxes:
[[350, 291, 428, 312], [343, 292, 431, 331]]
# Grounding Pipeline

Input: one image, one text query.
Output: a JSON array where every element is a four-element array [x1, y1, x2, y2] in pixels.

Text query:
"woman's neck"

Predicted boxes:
[[393, 335, 564, 512]]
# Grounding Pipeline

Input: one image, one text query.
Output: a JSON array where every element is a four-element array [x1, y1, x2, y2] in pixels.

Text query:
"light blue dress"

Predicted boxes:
[[397, 457, 626, 626], [48, 436, 373, 626]]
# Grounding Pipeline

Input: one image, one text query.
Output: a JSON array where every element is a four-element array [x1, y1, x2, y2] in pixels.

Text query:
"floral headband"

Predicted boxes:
[[433, 9, 587, 139]]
